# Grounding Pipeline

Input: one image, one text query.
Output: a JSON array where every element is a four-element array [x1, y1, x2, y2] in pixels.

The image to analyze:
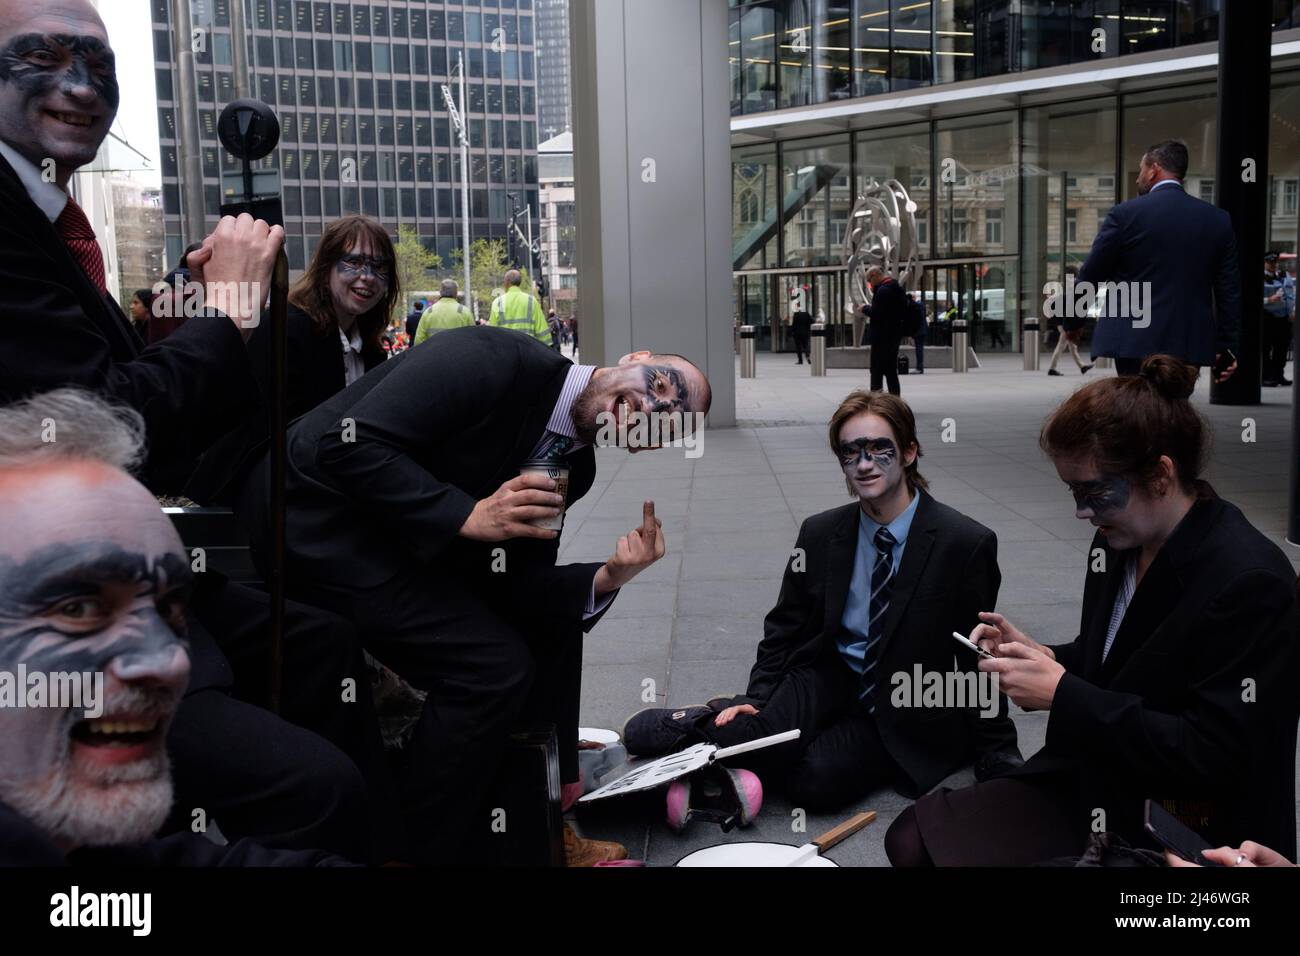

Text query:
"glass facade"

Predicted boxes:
[[733, 72, 1300, 352], [731, 1, 1300, 116], [154, 0, 540, 272]]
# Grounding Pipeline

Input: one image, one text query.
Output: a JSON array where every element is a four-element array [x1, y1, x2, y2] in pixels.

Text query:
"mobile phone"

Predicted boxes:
[[1144, 799, 1225, 867], [1212, 349, 1236, 379], [952, 631, 995, 660]]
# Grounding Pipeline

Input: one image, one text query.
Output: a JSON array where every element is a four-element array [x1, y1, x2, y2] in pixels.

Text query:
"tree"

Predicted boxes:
[[448, 237, 522, 318], [393, 226, 442, 321]]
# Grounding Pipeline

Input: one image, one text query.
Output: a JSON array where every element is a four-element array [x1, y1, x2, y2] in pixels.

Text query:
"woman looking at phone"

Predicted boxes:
[[886, 355, 1299, 866]]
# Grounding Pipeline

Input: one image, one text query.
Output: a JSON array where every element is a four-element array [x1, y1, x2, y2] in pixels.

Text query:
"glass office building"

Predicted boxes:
[[730, 0, 1300, 353], [151, 0, 541, 273]]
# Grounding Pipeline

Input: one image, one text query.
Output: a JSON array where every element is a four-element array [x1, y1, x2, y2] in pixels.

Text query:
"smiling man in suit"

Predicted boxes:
[[236, 324, 712, 864], [624, 390, 1021, 810]]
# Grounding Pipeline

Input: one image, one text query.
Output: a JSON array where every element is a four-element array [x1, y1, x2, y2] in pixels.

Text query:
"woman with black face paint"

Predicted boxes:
[[886, 355, 1300, 866], [186, 215, 400, 504]]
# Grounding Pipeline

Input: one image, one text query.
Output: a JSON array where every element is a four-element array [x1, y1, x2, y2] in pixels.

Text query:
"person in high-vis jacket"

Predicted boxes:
[[490, 269, 550, 345], [414, 279, 473, 346]]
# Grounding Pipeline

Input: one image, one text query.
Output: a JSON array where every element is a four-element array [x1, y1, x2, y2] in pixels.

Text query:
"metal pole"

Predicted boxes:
[[951, 318, 969, 372], [1210, 2, 1270, 405], [810, 321, 826, 376], [268, 248, 288, 712], [1023, 316, 1040, 370], [739, 325, 756, 377], [171, 0, 207, 242], [459, 53, 472, 313], [229, 0, 251, 100]]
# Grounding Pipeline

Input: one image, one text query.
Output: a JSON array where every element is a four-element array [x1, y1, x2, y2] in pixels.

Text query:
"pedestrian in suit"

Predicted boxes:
[[887, 356, 1299, 866], [791, 306, 813, 364], [235, 326, 712, 865], [861, 266, 907, 395], [0, 0, 380, 860], [623, 390, 1022, 810], [1077, 140, 1241, 379]]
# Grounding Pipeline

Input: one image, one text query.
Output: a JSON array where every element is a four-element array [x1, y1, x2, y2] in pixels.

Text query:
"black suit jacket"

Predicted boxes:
[[0, 152, 258, 495], [244, 325, 607, 631], [186, 303, 385, 503], [863, 278, 909, 347], [1018, 486, 1299, 858], [735, 491, 1020, 794], [1078, 182, 1241, 365]]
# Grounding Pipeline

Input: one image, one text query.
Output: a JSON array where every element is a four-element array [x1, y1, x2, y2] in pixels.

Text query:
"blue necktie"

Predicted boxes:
[[860, 526, 896, 714], [532, 431, 574, 460]]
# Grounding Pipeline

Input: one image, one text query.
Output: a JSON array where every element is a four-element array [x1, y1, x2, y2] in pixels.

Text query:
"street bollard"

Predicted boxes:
[[1023, 317, 1041, 371], [739, 324, 756, 378], [951, 318, 969, 373], [810, 322, 827, 376]]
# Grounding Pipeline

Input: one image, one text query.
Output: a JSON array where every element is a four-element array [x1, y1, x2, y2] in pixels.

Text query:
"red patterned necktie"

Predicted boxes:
[[56, 197, 107, 294]]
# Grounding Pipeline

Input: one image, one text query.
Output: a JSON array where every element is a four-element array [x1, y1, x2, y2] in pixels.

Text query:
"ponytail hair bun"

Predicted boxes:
[[1138, 354, 1198, 402]]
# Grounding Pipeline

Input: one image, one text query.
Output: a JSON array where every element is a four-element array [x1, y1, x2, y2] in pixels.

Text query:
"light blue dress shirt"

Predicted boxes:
[[838, 492, 921, 676]]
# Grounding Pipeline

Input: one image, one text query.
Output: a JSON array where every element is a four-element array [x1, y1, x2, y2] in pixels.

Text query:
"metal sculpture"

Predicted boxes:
[[843, 178, 920, 347]]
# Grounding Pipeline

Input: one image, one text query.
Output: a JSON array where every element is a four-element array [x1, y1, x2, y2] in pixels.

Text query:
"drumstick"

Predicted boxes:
[[711, 729, 800, 761], [782, 811, 877, 867]]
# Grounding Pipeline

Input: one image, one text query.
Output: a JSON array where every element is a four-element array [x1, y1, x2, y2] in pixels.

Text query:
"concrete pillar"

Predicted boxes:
[[569, 0, 735, 426]]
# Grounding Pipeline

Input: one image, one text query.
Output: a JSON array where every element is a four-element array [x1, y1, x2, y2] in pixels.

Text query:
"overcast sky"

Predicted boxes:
[[100, 0, 161, 185]]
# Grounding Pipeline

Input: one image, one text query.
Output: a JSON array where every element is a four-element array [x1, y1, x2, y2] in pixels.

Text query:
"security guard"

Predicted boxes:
[[489, 269, 551, 345], [414, 279, 474, 345]]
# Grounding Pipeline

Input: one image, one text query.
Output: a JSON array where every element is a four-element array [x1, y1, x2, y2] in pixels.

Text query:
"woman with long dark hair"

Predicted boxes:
[[186, 215, 401, 504], [262, 214, 400, 411], [885, 355, 1299, 866]]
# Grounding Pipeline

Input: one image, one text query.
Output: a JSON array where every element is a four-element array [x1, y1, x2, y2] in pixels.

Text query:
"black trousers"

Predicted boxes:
[[1263, 313, 1292, 381], [700, 654, 901, 812], [887, 772, 1084, 866], [870, 337, 902, 395], [793, 332, 810, 363], [914, 333, 926, 371], [301, 567, 584, 865], [166, 573, 399, 862], [1114, 356, 1142, 376]]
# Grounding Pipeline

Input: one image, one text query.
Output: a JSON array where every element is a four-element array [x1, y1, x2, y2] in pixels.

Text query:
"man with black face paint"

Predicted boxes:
[[0, 389, 354, 867], [0, 0, 283, 493], [234, 325, 712, 865], [624, 390, 1021, 812]]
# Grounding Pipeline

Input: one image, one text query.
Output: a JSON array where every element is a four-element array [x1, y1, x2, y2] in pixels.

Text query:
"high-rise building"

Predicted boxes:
[[150, 0, 541, 275], [535, 0, 571, 140], [111, 178, 166, 307]]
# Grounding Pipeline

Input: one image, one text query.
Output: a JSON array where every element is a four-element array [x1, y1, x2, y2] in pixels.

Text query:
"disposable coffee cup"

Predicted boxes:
[[520, 459, 569, 531]]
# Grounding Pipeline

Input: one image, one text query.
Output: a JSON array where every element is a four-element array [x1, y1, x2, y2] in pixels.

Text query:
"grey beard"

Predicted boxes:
[[2, 751, 173, 850]]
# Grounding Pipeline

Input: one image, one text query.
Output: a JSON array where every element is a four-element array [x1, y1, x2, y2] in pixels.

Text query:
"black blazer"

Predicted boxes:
[[0, 152, 257, 496], [735, 491, 1021, 795], [1078, 183, 1241, 365], [239, 325, 606, 631], [862, 278, 909, 347], [1017, 486, 1299, 858], [186, 303, 385, 503]]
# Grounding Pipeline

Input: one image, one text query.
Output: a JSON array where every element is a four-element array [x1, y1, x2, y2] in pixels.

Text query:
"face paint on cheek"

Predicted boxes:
[[0, 34, 119, 110], [837, 437, 899, 474], [1071, 475, 1132, 518], [642, 365, 689, 414]]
